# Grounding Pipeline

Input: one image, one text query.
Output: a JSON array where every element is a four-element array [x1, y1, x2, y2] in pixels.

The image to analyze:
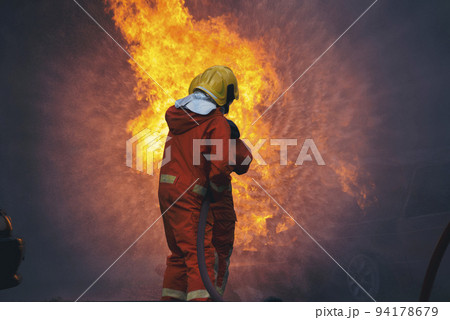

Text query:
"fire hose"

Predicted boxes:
[[196, 119, 241, 302], [197, 195, 224, 302]]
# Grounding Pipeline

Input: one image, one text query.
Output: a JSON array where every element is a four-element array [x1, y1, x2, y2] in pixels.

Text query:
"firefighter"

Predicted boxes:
[[159, 66, 241, 301]]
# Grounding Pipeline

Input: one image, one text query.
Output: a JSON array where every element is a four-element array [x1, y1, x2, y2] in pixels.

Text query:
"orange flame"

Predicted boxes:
[[106, 0, 375, 250], [106, 0, 284, 248]]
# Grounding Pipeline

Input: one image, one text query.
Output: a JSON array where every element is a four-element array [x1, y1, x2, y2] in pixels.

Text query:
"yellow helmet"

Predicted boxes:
[[188, 73, 202, 95], [188, 66, 239, 106]]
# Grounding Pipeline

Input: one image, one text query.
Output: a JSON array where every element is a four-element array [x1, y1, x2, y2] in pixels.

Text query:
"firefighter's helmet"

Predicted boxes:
[[189, 66, 239, 106]]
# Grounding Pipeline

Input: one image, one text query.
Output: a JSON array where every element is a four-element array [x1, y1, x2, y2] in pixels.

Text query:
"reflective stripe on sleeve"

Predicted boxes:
[[162, 288, 187, 301], [187, 289, 210, 301], [192, 184, 207, 197], [160, 174, 177, 184]]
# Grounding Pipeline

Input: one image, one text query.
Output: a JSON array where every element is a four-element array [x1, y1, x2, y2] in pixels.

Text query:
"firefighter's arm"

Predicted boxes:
[[226, 120, 252, 175], [233, 138, 253, 175], [207, 117, 233, 200]]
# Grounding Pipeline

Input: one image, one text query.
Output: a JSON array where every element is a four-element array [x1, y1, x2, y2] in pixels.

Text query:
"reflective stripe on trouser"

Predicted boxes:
[[162, 288, 187, 301], [159, 182, 216, 302], [212, 220, 235, 295], [187, 289, 210, 301], [214, 248, 232, 295]]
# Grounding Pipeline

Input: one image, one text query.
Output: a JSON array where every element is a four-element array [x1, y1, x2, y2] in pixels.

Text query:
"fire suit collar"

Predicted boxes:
[[175, 91, 218, 115], [165, 104, 223, 135]]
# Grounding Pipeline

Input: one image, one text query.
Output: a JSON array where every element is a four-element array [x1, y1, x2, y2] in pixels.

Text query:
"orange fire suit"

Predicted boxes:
[[159, 105, 233, 301], [211, 138, 252, 295]]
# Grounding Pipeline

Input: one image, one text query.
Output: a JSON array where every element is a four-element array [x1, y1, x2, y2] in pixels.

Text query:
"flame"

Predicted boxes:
[[276, 222, 289, 234], [106, 0, 282, 248], [106, 0, 375, 250], [330, 160, 376, 211]]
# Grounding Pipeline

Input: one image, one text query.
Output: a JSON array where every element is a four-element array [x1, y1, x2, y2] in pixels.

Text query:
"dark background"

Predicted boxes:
[[0, 0, 449, 301]]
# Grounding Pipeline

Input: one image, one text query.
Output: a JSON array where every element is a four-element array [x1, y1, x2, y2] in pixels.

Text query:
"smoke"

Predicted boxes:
[[1, 0, 449, 301]]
